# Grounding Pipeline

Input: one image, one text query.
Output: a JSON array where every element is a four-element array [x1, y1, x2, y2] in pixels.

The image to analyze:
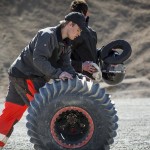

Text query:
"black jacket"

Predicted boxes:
[[9, 25, 75, 80], [71, 26, 97, 78]]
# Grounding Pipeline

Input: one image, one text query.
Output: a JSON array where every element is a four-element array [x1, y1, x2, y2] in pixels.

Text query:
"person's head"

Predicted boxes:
[[61, 12, 86, 40], [70, 0, 89, 17]]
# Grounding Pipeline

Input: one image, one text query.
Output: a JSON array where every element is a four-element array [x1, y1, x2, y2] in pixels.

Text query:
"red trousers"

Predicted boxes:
[[0, 79, 40, 147]]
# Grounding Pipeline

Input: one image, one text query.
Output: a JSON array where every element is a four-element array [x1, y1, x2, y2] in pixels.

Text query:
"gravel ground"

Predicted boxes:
[[0, 98, 150, 150]]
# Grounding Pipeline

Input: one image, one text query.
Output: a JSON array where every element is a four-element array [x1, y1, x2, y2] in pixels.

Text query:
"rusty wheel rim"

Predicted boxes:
[[50, 106, 94, 148]]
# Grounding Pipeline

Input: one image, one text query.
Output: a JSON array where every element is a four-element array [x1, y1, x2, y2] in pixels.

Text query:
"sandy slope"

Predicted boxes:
[[0, 0, 150, 99]]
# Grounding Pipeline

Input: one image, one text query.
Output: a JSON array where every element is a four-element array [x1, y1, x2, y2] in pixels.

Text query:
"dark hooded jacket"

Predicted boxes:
[[71, 20, 97, 78], [8, 25, 76, 81]]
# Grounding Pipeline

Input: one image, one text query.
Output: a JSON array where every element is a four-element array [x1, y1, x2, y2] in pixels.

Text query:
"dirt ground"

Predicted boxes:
[[1, 97, 150, 150]]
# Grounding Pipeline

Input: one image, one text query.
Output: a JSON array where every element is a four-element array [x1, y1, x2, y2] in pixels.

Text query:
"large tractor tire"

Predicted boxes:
[[26, 77, 118, 150]]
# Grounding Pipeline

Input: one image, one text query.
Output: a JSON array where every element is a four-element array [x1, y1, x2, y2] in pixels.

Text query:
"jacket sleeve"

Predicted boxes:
[[61, 46, 77, 76], [71, 27, 98, 73], [33, 31, 62, 79], [71, 37, 83, 73]]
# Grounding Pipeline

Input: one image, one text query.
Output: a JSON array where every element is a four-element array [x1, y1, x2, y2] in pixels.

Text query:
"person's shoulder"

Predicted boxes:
[[87, 26, 96, 33], [38, 27, 56, 35], [36, 27, 58, 41]]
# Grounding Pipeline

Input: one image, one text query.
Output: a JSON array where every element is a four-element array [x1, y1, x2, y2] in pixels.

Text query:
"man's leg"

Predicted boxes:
[[0, 102, 27, 148], [0, 77, 45, 149], [0, 77, 28, 149]]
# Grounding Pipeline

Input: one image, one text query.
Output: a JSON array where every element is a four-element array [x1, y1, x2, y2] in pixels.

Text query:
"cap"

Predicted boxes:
[[65, 12, 86, 30]]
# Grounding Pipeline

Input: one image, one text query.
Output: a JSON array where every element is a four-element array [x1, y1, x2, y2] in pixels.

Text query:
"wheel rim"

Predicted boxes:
[[50, 106, 94, 148]]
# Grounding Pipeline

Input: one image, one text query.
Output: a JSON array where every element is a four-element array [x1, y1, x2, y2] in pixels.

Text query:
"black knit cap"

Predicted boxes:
[[65, 12, 86, 30]]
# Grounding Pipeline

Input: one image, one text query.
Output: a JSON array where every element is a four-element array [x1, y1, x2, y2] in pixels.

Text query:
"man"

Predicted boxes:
[[70, 0, 98, 79], [0, 12, 86, 149]]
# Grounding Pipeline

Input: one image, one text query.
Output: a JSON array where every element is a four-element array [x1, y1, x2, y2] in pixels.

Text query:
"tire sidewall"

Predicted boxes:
[[35, 93, 111, 150]]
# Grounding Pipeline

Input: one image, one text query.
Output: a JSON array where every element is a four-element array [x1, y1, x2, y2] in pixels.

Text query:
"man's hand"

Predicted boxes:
[[82, 61, 97, 74], [59, 71, 73, 80]]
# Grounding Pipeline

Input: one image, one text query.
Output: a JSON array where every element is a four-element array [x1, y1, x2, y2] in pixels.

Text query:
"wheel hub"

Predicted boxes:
[[50, 106, 94, 148]]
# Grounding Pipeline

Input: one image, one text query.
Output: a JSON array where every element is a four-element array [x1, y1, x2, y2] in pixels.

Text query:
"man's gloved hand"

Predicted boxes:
[[82, 61, 97, 74], [90, 63, 102, 83], [59, 71, 73, 80]]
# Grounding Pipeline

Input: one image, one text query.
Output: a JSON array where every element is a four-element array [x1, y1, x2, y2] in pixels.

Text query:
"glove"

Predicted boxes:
[[90, 63, 102, 83]]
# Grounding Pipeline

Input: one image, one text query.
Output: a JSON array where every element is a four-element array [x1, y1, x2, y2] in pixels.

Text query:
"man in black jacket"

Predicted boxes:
[[0, 12, 86, 149], [70, 0, 98, 79]]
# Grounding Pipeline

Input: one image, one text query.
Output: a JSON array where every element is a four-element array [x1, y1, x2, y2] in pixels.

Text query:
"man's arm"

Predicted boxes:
[[71, 36, 83, 73], [71, 28, 98, 74], [61, 46, 77, 76], [33, 31, 62, 79]]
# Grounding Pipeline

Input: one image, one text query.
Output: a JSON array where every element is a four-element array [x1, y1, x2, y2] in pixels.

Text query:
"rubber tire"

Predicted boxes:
[[101, 40, 132, 64], [26, 77, 118, 150]]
